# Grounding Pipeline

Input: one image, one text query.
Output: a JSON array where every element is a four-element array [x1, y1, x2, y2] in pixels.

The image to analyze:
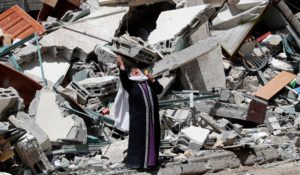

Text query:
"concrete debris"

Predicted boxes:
[[148, 5, 215, 45], [179, 126, 210, 149], [3, 0, 300, 174], [33, 88, 87, 143], [0, 87, 24, 121], [8, 112, 52, 151], [15, 133, 54, 174], [108, 35, 160, 64], [40, 6, 129, 61], [77, 76, 118, 98]]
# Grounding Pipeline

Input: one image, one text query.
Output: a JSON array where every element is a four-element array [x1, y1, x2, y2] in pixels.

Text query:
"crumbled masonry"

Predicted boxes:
[[2, 0, 300, 174]]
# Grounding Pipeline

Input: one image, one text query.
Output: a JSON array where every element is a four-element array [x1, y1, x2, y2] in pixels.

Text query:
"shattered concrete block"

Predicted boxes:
[[219, 89, 232, 103], [174, 150, 240, 174], [152, 37, 185, 55], [94, 45, 118, 63], [294, 137, 300, 148], [221, 131, 238, 146], [0, 87, 24, 121], [179, 126, 210, 149], [158, 74, 176, 100], [8, 112, 52, 151], [266, 117, 281, 132], [179, 42, 226, 91], [188, 141, 202, 151], [34, 89, 87, 143], [15, 133, 54, 174], [0, 122, 9, 134], [153, 37, 219, 75], [40, 7, 129, 61], [78, 76, 118, 98], [148, 5, 215, 45], [70, 81, 91, 105], [226, 66, 246, 90], [108, 35, 159, 64], [154, 37, 226, 92], [234, 146, 280, 166], [195, 100, 275, 123], [65, 114, 87, 143], [165, 109, 191, 122]]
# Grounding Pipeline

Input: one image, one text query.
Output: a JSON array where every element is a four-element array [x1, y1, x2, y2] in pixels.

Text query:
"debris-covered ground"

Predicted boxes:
[[2, 0, 300, 174]]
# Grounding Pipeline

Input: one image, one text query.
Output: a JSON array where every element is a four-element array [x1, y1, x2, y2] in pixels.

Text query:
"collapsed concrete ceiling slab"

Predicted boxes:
[[40, 6, 129, 57]]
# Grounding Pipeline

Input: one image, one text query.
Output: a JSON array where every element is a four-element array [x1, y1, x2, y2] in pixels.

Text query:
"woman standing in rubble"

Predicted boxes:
[[116, 55, 163, 169]]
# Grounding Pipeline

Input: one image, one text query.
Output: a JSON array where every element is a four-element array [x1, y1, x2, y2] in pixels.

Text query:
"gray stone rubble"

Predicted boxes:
[[2, 0, 300, 175]]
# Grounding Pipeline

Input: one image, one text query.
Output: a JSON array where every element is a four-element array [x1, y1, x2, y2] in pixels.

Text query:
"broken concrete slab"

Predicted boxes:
[[154, 36, 225, 91], [34, 88, 87, 143], [15, 133, 54, 174], [152, 37, 219, 75], [40, 6, 128, 61], [221, 131, 238, 146], [102, 139, 128, 163], [148, 4, 215, 45], [108, 35, 160, 64], [159, 150, 240, 174], [212, 0, 269, 56], [158, 74, 176, 99], [179, 126, 210, 149], [77, 76, 118, 98], [194, 100, 275, 123], [0, 87, 24, 121], [8, 112, 51, 151], [21, 55, 70, 85], [234, 146, 280, 166]]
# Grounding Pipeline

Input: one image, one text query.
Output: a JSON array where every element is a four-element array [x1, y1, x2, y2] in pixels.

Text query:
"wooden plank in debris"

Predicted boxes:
[[254, 71, 296, 100], [0, 5, 45, 40]]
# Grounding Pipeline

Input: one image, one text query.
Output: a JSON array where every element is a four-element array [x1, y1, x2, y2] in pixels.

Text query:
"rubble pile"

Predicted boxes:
[[2, 0, 300, 174]]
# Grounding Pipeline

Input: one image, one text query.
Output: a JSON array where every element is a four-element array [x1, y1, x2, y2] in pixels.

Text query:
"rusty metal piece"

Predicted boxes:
[[0, 5, 46, 40], [246, 100, 267, 124], [0, 63, 42, 110]]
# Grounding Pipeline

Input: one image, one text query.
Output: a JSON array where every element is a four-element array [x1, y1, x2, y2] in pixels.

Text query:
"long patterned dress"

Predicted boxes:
[[119, 69, 163, 169]]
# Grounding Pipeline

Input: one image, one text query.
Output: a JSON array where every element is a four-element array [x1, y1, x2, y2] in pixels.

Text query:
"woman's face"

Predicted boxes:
[[131, 68, 142, 76]]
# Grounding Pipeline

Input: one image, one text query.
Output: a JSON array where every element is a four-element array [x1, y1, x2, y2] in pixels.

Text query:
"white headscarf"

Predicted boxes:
[[129, 69, 148, 82]]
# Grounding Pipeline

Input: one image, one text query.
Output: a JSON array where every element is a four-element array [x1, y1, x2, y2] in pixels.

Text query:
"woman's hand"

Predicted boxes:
[[146, 74, 155, 82], [116, 55, 125, 70]]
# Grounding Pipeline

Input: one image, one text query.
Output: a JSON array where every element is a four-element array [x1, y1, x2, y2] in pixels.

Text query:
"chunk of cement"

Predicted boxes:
[[34, 89, 86, 143], [212, 0, 269, 56], [0, 87, 24, 121], [221, 131, 238, 146], [22, 55, 70, 85], [108, 35, 159, 64], [180, 126, 210, 149], [158, 74, 176, 100], [159, 150, 240, 174], [152, 37, 219, 76], [148, 5, 215, 45], [15, 133, 54, 174], [194, 100, 275, 123], [102, 139, 128, 163], [9, 112, 52, 151], [77, 76, 118, 98], [40, 7, 128, 60], [154, 37, 226, 91]]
